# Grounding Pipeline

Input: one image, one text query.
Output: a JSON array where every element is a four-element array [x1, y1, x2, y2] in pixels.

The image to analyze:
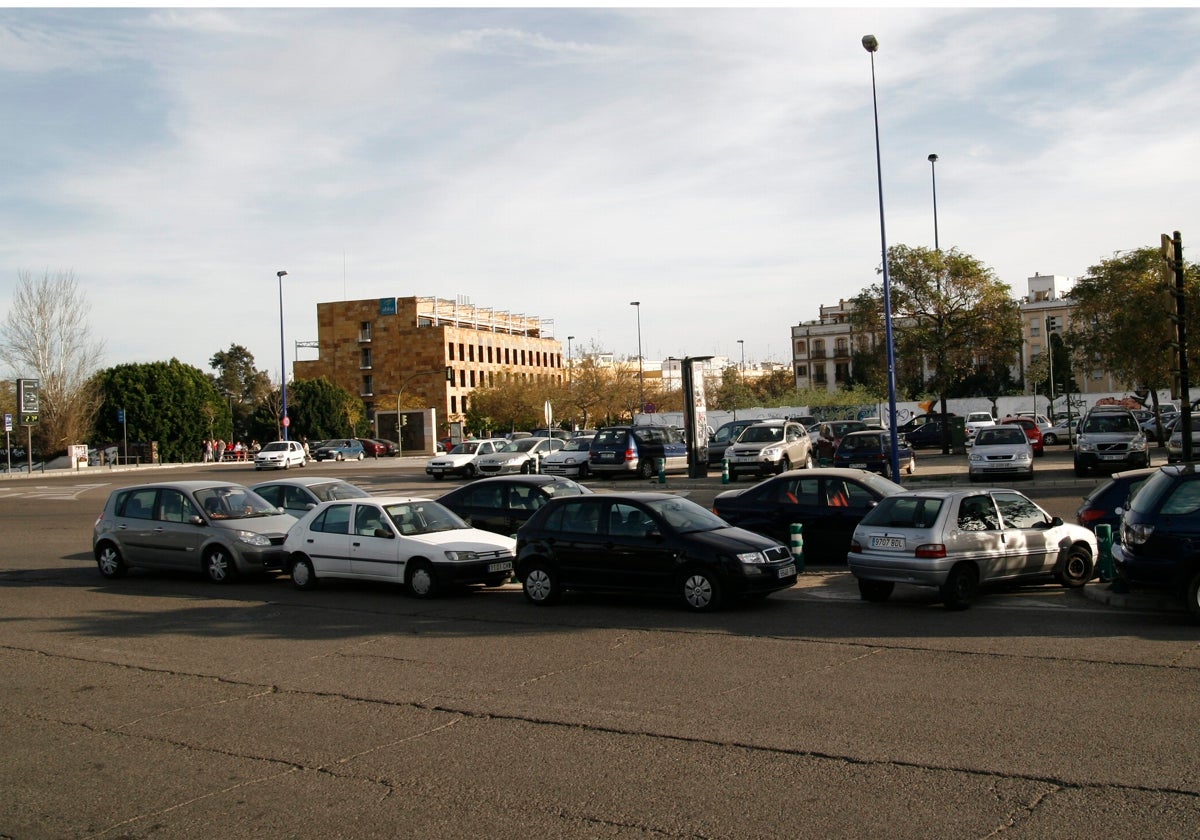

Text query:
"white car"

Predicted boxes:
[[253, 440, 307, 470], [539, 435, 595, 478], [283, 496, 515, 597], [425, 438, 508, 480], [848, 488, 1098, 609], [475, 437, 565, 476], [963, 411, 996, 440], [967, 425, 1034, 482]]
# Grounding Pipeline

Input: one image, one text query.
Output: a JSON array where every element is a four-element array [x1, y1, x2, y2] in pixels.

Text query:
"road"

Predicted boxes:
[[2, 451, 1198, 838]]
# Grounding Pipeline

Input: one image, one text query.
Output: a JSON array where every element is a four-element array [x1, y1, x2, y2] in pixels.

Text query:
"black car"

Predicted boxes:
[[436, 475, 592, 537], [515, 492, 797, 611], [1075, 467, 1157, 541], [1112, 464, 1200, 619], [712, 468, 905, 563], [903, 421, 948, 450]]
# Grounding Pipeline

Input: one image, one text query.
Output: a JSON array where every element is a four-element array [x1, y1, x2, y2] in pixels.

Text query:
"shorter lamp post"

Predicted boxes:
[[630, 301, 644, 413], [277, 270, 289, 440]]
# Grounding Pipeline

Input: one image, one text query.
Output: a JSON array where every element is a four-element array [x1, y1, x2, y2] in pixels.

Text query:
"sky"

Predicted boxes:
[[2, 6, 1199, 384]]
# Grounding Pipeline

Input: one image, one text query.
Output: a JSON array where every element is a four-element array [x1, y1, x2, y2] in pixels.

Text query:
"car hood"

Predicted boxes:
[[428, 453, 477, 466], [712, 488, 749, 504], [406, 528, 516, 552], [687, 525, 786, 554], [477, 452, 529, 463], [209, 513, 296, 538], [970, 444, 1031, 456]]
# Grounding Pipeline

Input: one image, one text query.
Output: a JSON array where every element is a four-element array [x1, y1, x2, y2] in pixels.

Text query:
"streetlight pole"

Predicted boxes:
[[928, 153, 940, 252], [929, 152, 950, 454], [630, 301, 644, 414], [863, 34, 901, 480], [277, 270, 289, 440], [567, 335, 574, 382]]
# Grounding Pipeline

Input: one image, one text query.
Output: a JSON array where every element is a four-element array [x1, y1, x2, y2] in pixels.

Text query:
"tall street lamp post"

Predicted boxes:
[[863, 34, 901, 479], [630, 301, 644, 413], [929, 152, 950, 454], [277, 270, 289, 440], [928, 153, 940, 252], [567, 335, 574, 382]]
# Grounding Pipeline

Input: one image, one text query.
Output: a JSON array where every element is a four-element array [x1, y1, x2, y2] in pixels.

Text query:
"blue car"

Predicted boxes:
[[313, 438, 365, 461], [832, 430, 916, 479]]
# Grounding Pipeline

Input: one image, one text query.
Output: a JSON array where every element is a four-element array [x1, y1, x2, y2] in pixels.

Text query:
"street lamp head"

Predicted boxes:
[[277, 270, 288, 278], [862, 34, 879, 52], [568, 335, 575, 340], [630, 301, 639, 307], [928, 153, 938, 163]]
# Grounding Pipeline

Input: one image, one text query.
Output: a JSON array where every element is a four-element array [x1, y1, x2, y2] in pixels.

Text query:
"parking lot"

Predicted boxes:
[[2, 451, 1199, 837]]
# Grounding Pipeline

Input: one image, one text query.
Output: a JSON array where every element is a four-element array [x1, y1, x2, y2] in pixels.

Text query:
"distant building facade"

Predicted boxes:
[[293, 296, 562, 440]]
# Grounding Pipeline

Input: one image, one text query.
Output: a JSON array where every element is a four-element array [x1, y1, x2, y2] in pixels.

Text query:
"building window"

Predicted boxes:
[[796, 364, 808, 377], [834, 339, 849, 357], [835, 362, 850, 382], [811, 340, 826, 359], [361, 375, 373, 396], [1031, 320, 1041, 336], [451, 396, 457, 413], [458, 342, 465, 360], [359, 322, 372, 342], [469, 370, 476, 387], [360, 348, 372, 369], [462, 395, 468, 413], [487, 346, 494, 364], [448, 342, 455, 361], [469, 344, 475, 362], [795, 340, 807, 355]]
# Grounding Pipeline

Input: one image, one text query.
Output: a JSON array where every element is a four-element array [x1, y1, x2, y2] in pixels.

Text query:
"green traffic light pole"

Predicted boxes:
[[395, 366, 454, 458]]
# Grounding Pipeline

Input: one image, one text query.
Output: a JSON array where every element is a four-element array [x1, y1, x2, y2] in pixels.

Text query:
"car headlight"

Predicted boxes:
[[735, 551, 767, 565], [1015, 451, 1032, 462], [444, 550, 479, 562], [1130, 437, 1147, 452], [760, 446, 782, 459], [235, 531, 271, 547], [1078, 440, 1096, 452], [968, 453, 984, 462]]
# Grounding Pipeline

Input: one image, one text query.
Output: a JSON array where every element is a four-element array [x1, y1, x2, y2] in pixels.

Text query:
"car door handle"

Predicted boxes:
[[352, 541, 362, 547]]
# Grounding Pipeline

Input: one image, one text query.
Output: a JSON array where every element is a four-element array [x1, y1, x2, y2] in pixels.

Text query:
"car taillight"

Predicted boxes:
[[1078, 509, 1105, 527], [624, 447, 637, 462], [849, 539, 862, 553], [915, 544, 946, 558]]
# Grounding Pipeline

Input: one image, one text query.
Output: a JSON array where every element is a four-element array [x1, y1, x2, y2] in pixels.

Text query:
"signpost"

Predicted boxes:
[[17, 379, 38, 472]]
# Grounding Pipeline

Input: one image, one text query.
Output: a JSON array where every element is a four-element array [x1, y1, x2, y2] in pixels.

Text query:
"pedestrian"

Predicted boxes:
[[203, 439, 213, 463], [215, 439, 226, 463]]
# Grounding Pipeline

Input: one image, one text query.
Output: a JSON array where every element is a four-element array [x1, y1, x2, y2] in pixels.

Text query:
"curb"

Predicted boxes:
[[1081, 579, 1185, 613]]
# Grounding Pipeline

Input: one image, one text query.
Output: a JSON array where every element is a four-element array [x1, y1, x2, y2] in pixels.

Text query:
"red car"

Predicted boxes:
[[356, 438, 395, 458], [1002, 417, 1044, 456]]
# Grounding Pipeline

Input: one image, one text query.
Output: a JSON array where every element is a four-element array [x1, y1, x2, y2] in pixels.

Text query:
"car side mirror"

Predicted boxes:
[[374, 528, 393, 539], [189, 515, 206, 527], [1050, 516, 1064, 527]]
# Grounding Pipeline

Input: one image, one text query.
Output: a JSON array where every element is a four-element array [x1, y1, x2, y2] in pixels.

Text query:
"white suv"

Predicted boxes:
[[725, 420, 814, 480]]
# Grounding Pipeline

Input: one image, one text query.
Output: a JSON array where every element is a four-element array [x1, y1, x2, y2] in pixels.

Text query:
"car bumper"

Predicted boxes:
[[236, 543, 289, 573], [434, 557, 514, 587], [727, 457, 784, 475], [848, 552, 952, 588], [728, 563, 799, 597], [1112, 543, 1189, 591], [1075, 452, 1149, 471]]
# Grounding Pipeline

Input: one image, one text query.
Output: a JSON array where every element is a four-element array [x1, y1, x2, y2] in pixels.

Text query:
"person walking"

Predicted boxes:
[[203, 439, 213, 463], [215, 439, 226, 463]]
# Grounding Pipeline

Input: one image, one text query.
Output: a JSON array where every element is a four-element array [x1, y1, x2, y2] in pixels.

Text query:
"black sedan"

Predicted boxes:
[[712, 468, 905, 564], [515, 492, 797, 611], [436, 475, 591, 537]]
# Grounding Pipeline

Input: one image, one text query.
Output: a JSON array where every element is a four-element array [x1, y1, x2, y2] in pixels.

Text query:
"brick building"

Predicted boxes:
[[293, 296, 562, 443]]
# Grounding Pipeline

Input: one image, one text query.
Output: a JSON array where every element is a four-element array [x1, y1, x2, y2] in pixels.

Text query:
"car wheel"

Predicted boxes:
[[727, 468, 737, 482], [858, 578, 894, 603], [803, 452, 814, 469], [1185, 572, 1200, 622], [407, 560, 440, 599], [1074, 463, 1088, 477], [906, 456, 916, 475], [203, 547, 236, 584], [464, 464, 476, 478], [521, 562, 561, 605], [778, 456, 791, 474], [578, 462, 590, 479], [681, 568, 722, 612], [1055, 545, 1093, 588], [336, 452, 344, 461], [520, 460, 534, 475], [637, 458, 655, 480], [283, 460, 290, 470], [1044, 433, 1058, 445], [290, 556, 318, 590], [357, 452, 364, 460], [95, 542, 127, 579], [940, 564, 978, 610]]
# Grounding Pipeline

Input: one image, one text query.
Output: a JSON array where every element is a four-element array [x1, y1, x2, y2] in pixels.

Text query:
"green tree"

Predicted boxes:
[[1066, 246, 1200, 420], [280, 378, 369, 442], [93, 359, 227, 462], [209, 344, 272, 441], [851, 245, 1023, 446]]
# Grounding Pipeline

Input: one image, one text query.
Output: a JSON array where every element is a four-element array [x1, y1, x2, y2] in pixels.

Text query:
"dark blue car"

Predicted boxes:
[[832, 430, 916, 479]]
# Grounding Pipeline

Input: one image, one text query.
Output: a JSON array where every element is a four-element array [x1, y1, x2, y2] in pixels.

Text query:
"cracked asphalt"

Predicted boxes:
[[2, 455, 1199, 838]]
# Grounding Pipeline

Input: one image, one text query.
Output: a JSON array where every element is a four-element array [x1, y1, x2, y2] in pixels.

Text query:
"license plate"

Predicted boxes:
[[850, 462, 867, 468], [777, 563, 796, 578], [488, 561, 513, 573], [1100, 454, 1124, 460], [870, 535, 905, 549]]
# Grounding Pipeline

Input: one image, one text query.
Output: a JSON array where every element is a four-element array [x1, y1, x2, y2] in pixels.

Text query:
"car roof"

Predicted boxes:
[[251, 477, 356, 488], [313, 495, 431, 506], [114, 480, 256, 493]]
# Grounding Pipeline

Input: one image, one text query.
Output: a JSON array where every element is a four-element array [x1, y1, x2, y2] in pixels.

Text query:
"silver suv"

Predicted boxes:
[[1073, 406, 1149, 477], [725, 419, 814, 480]]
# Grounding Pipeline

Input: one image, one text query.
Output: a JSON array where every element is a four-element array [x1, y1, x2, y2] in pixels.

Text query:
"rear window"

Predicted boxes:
[[593, 428, 631, 446], [860, 496, 944, 529]]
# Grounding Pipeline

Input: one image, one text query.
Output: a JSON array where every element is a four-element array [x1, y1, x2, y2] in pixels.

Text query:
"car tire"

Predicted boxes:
[[203, 547, 237, 584], [520, 460, 534, 475], [578, 462, 590, 479], [681, 568, 722, 612], [727, 467, 737, 482], [940, 564, 978, 610], [803, 452, 814, 470], [1074, 463, 1088, 477], [336, 452, 344, 461], [464, 464, 476, 478], [858, 578, 894, 603], [1044, 433, 1058, 445], [95, 542, 127, 579], [1055, 545, 1093, 588], [431, 472, 445, 480], [637, 458, 655, 480], [521, 562, 561, 605], [906, 456, 916, 475], [1183, 572, 1200, 622], [357, 452, 364, 460], [283, 460, 290, 470], [778, 456, 791, 475], [290, 556, 318, 590], [406, 560, 440, 599]]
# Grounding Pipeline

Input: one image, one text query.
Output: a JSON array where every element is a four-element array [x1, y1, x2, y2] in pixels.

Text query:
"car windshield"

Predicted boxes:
[[261, 441, 289, 452], [645, 497, 727, 534], [311, 481, 370, 502], [967, 413, 992, 423], [505, 438, 542, 453], [384, 501, 468, 535], [839, 434, 882, 452], [194, 486, 280, 520], [560, 438, 591, 452], [976, 428, 1026, 446], [860, 496, 944, 529], [449, 441, 481, 455], [1083, 414, 1138, 433], [739, 425, 784, 443]]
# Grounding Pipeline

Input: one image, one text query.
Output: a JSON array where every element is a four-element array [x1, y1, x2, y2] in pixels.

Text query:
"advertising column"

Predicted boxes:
[[681, 356, 712, 478]]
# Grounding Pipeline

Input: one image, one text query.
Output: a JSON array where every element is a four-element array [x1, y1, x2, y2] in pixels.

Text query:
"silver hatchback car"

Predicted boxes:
[[848, 488, 1098, 609], [92, 481, 296, 583]]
